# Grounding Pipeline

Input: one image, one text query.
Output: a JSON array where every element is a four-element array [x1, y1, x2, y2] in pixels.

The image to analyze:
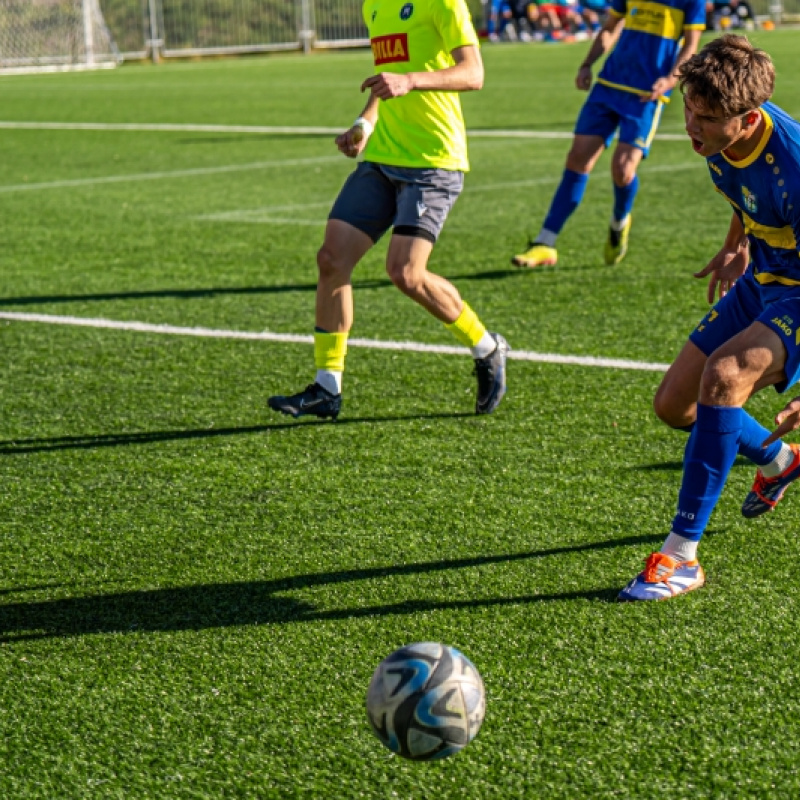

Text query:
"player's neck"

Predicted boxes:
[[723, 112, 765, 162]]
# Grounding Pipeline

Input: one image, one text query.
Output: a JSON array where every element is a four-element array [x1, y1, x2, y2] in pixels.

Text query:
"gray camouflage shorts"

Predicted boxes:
[[328, 160, 464, 244]]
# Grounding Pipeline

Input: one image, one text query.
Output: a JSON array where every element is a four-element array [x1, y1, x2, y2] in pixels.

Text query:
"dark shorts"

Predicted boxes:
[[689, 268, 800, 393], [574, 83, 665, 157], [328, 161, 464, 245]]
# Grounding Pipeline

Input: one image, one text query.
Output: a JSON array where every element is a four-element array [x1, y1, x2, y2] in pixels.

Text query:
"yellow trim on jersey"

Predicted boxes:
[[754, 270, 800, 286], [743, 213, 797, 250], [625, 1, 685, 38], [721, 108, 774, 169], [595, 77, 670, 102], [608, 7, 624, 16], [715, 186, 797, 251]]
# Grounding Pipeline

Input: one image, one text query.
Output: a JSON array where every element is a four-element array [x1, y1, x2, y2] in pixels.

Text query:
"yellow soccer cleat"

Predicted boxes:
[[604, 216, 632, 265], [511, 242, 558, 269]]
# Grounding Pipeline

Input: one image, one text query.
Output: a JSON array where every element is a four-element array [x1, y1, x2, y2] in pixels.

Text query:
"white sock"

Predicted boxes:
[[471, 331, 496, 359], [315, 369, 342, 396], [609, 214, 629, 232], [760, 443, 794, 478], [660, 532, 699, 563], [535, 228, 558, 247]]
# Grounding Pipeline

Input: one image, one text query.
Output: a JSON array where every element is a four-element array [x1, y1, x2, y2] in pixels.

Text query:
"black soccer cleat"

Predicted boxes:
[[474, 333, 509, 415], [268, 382, 342, 420]]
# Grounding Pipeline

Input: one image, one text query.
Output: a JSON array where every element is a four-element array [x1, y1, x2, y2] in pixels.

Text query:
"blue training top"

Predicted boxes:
[[707, 102, 800, 288], [597, 0, 706, 98]]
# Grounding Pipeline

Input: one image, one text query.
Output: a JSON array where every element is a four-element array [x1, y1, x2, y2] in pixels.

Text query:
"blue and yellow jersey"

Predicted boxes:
[[597, 0, 706, 98], [361, 0, 478, 172], [707, 102, 800, 288]]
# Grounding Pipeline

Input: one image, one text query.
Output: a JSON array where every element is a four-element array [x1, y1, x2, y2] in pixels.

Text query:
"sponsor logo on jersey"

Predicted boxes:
[[772, 315, 794, 338], [400, 2, 414, 19], [742, 185, 758, 213], [371, 33, 409, 65]]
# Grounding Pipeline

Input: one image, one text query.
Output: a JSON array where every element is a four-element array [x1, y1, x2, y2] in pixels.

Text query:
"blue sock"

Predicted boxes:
[[612, 175, 638, 223], [675, 411, 781, 466], [542, 169, 589, 236], [737, 410, 782, 466], [672, 404, 742, 541]]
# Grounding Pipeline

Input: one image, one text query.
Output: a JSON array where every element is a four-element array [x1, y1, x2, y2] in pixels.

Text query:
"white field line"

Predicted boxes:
[[0, 156, 341, 194], [0, 311, 670, 372], [0, 120, 691, 141]]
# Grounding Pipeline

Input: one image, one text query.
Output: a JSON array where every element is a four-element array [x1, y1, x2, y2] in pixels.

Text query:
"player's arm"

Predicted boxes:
[[693, 211, 750, 303], [575, 12, 624, 91], [360, 44, 483, 100], [647, 28, 703, 101], [336, 92, 380, 158]]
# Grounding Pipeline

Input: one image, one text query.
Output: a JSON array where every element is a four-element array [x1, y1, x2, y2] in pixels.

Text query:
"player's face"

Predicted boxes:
[[683, 94, 748, 157]]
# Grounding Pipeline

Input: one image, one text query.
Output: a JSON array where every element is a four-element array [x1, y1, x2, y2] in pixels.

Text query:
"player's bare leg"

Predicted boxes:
[[268, 219, 372, 420], [386, 233, 509, 413], [605, 142, 643, 265]]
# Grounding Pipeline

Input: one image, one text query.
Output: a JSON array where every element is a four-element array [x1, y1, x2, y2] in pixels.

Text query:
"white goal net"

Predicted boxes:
[[0, 0, 121, 74]]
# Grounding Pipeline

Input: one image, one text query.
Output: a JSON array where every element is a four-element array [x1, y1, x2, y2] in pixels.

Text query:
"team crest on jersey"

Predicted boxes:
[[400, 2, 414, 19], [371, 33, 409, 64], [742, 185, 758, 214]]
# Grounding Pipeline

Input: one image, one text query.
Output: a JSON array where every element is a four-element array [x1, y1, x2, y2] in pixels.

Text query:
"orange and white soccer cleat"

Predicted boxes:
[[618, 552, 706, 601]]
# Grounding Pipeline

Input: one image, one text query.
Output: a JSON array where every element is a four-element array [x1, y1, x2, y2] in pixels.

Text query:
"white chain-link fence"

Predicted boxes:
[[0, 0, 121, 72], [102, 0, 373, 61]]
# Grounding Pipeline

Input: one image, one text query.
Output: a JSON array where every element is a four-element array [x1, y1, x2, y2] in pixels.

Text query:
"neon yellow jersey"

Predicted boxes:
[[362, 0, 478, 172]]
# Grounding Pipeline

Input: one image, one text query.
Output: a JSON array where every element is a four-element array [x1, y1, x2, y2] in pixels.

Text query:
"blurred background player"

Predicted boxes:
[[620, 35, 800, 600], [512, 0, 704, 269], [269, 0, 509, 421]]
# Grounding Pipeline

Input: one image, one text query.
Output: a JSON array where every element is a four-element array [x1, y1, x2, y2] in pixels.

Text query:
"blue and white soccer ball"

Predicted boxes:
[[365, 642, 486, 760]]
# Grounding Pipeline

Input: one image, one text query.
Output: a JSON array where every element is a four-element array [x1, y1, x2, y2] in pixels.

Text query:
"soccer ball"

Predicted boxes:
[[365, 641, 486, 760]]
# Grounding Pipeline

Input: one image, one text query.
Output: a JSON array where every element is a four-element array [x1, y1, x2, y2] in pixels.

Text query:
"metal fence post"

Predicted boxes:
[[147, 0, 164, 63], [82, 0, 95, 65], [299, 0, 316, 53]]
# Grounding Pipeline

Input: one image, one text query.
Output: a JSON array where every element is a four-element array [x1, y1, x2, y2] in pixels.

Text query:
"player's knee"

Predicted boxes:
[[316, 244, 349, 280], [653, 386, 695, 428], [612, 162, 637, 188], [386, 261, 422, 295], [700, 355, 743, 405]]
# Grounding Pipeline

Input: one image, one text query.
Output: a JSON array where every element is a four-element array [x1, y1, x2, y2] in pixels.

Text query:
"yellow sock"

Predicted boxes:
[[445, 303, 486, 349], [314, 330, 348, 372]]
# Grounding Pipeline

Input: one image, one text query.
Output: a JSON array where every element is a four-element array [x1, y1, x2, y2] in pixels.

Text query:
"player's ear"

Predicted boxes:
[[745, 110, 759, 127]]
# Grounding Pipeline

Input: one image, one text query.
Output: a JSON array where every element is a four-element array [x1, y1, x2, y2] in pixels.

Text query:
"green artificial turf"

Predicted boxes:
[[1, 30, 800, 799]]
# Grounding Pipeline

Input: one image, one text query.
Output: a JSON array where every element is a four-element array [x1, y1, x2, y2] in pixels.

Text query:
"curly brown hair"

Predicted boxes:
[[678, 34, 774, 117]]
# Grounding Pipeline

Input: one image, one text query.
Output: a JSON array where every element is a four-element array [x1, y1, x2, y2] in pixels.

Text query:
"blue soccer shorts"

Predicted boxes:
[[574, 83, 665, 157], [689, 268, 800, 394]]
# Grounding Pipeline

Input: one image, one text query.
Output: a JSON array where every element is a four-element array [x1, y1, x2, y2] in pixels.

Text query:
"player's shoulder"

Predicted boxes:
[[763, 103, 800, 162]]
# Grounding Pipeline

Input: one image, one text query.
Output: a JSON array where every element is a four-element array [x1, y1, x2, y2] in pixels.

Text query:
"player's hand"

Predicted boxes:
[[335, 124, 370, 158], [693, 245, 749, 304], [644, 76, 673, 102], [762, 397, 800, 447], [361, 72, 414, 100], [575, 66, 592, 91]]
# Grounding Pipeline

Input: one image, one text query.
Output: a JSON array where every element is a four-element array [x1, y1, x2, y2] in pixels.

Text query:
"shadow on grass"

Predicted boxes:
[[0, 271, 522, 309], [0, 533, 661, 641], [638, 455, 751, 472], [0, 412, 474, 454]]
